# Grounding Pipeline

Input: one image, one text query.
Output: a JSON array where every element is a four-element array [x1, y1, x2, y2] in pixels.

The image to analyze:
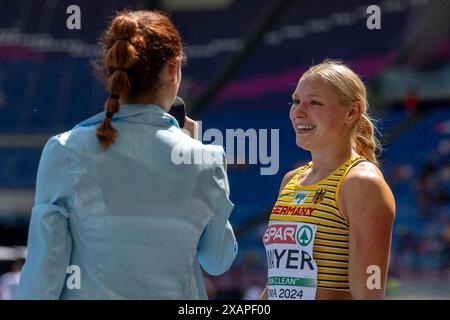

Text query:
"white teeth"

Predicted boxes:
[[297, 124, 316, 130]]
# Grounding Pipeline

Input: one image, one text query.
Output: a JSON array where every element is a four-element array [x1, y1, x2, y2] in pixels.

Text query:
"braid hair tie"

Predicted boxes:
[[106, 112, 114, 119], [112, 67, 128, 73]]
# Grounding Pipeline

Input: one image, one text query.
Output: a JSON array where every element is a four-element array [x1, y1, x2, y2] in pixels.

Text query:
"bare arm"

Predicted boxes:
[[260, 284, 268, 300], [339, 163, 395, 299]]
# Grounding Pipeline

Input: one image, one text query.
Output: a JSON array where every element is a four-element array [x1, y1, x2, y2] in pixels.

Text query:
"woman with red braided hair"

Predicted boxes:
[[17, 10, 237, 299]]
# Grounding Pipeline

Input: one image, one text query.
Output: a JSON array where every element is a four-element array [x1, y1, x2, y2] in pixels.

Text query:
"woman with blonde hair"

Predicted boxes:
[[17, 10, 237, 299], [262, 60, 395, 300]]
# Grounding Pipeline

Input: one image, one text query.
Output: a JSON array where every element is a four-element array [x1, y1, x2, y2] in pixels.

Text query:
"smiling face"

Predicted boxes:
[[289, 75, 351, 152]]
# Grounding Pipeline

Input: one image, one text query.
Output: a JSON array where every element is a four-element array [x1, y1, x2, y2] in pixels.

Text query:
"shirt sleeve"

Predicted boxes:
[[197, 148, 238, 276], [16, 136, 74, 300]]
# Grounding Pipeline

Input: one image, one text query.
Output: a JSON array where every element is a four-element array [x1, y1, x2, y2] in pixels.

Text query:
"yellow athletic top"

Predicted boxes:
[[264, 155, 367, 297]]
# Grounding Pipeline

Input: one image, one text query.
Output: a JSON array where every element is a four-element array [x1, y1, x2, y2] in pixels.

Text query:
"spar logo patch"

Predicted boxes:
[[263, 224, 297, 245], [296, 225, 313, 246], [263, 223, 315, 247]]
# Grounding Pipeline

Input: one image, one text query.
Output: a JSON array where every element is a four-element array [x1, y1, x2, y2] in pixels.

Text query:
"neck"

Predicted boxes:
[[309, 140, 356, 177], [121, 92, 173, 112]]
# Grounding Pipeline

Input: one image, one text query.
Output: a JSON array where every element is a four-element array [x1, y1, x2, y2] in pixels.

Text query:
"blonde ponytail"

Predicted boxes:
[[352, 113, 380, 165]]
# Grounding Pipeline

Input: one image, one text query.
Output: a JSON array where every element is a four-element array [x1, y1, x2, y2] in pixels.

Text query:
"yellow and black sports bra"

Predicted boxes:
[[263, 156, 367, 299]]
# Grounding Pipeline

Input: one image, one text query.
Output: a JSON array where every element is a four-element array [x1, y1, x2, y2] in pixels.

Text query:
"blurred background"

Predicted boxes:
[[0, 0, 449, 299]]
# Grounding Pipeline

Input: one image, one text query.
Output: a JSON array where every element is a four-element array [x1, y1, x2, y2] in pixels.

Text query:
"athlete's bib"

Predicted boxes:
[[263, 221, 318, 300]]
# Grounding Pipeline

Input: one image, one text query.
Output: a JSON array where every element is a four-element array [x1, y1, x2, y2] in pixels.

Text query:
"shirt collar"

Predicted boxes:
[[75, 104, 180, 129]]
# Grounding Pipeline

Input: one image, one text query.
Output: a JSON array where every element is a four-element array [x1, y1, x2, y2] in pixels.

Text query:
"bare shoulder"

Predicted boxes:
[[278, 167, 301, 195], [340, 161, 395, 222], [282, 168, 299, 186], [342, 161, 389, 193]]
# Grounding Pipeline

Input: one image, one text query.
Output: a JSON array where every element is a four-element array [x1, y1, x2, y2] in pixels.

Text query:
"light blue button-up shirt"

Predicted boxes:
[[17, 104, 238, 299]]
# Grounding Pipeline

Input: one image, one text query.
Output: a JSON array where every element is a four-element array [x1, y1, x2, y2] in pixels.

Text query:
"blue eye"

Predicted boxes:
[[311, 100, 322, 105]]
